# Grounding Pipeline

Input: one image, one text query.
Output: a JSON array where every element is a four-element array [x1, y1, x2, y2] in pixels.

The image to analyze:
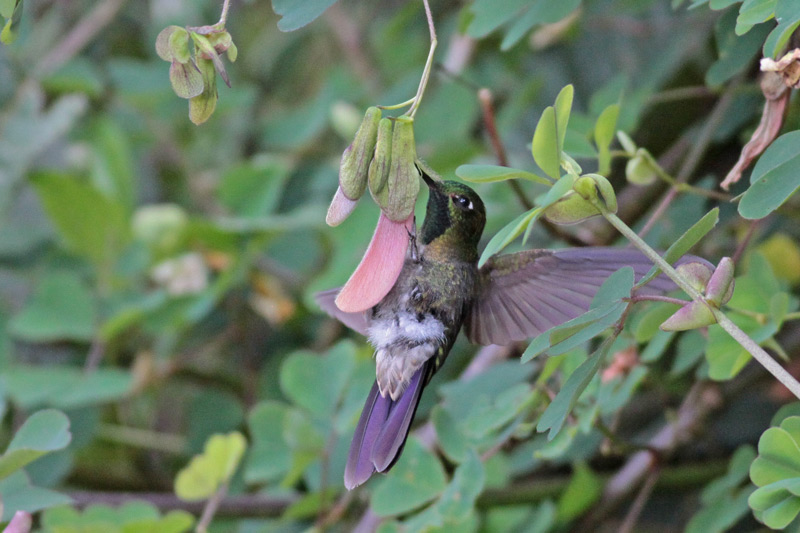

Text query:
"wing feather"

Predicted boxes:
[[466, 247, 712, 345], [315, 288, 370, 336]]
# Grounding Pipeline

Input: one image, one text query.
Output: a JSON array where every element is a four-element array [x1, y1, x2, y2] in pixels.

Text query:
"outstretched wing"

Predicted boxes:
[[465, 247, 711, 346], [315, 287, 370, 336]]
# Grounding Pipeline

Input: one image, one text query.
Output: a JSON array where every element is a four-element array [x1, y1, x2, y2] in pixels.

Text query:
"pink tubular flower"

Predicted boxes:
[[3, 512, 32, 533], [335, 212, 414, 313]]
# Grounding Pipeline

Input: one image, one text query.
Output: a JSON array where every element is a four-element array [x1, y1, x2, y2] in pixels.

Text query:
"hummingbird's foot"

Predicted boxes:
[[408, 217, 420, 261]]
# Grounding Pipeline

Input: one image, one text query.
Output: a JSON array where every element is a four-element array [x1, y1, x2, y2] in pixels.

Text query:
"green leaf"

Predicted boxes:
[[594, 104, 620, 175], [42, 501, 194, 532], [437, 451, 485, 521], [0, 0, 22, 44], [282, 488, 340, 520], [431, 406, 469, 463], [532, 106, 561, 180], [90, 118, 136, 210], [706, 316, 775, 380], [218, 157, 291, 217], [271, 0, 339, 31], [8, 271, 95, 342], [175, 432, 247, 501], [455, 164, 551, 185], [244, 401, 292, 484], [500, 0, 582, 50], [739, 131, 800, 219], [31, 173, 128, 268], [522, 302, 626, 362], [707, 9, 772, 87], [592, 267, 635, 308], [735, 0, 776, 34], [537, 343, 608, 439], [637, 208, 719, 287], [686, 446, 756, 533], [477, 206, 542, 268], [0, 410, 71, 481], [554, 85, 574, 154], [440, 362, 536, 422], [279, 341, 355, 419], [751, 421, 800, 487], [0, 0, 18, 19], [467, 0, 530, 38], [187, 390, 244, 454], [371, 438, 447, 516], [0, 471, 71, 522], [556, 463, 602, 522], [3, 366, 133, 410], [763, 0, 800, 57]]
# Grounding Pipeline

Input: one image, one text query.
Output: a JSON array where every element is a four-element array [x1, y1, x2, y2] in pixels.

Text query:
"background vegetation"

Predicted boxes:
[[1, 0, 800, 531]]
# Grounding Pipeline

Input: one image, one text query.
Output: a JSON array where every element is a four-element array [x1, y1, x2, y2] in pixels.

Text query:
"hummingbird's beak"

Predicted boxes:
[[420, 167, 442, 192]]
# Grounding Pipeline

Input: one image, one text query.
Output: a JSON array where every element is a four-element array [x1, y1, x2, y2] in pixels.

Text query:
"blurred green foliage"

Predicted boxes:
[[0, 0, 799, 531]]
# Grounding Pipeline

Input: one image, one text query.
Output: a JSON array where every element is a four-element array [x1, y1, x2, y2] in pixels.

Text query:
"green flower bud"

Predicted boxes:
[[543, 173, 617, 225], [705, 257, 735, 307], [625, 149, 658, 185], [676, 262, 713, 293], [339, 106, 381, 200], [384, 116, 420, 222], [368, 118, 393, 207]]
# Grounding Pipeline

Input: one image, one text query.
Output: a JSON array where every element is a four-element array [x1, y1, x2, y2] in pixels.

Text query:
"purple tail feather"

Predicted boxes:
[[344, 362, 431, 490]]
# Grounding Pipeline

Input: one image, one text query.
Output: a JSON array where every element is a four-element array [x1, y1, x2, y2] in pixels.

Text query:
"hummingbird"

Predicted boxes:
[[317, 170, 708, 490]]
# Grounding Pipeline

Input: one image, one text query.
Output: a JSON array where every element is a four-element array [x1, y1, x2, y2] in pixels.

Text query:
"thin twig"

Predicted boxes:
[[83, 338, 105, 373], [625, 295, 687, 306], [602, 207, 800, 398], [196, 483, 229, 533], [217, 0, 232, 27], [618, 468, 661, 533], [35, 0, 130, 77], [407, 0, 437, 118], [732, 219, 761, 264], [591, 382, 722, 519]]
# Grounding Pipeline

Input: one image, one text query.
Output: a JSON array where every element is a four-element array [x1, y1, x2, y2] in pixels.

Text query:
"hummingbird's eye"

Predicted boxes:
[[453, 195, 473, 210]]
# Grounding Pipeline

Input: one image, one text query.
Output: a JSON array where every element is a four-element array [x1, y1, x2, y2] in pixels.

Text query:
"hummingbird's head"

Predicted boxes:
[[419, 169, 486, 259]]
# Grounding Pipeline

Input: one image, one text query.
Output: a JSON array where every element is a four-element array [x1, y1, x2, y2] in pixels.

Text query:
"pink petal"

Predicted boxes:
[[326, 186, 359, 227], [335, 212, 413, 313], [4, 512, 32, 533]]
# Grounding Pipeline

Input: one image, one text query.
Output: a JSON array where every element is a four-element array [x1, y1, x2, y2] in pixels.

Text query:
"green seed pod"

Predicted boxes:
[[339, 106, 381, 200], [660, 301, 716, 331], [385, 116, 419, 222], [369, 118, 393, 206]]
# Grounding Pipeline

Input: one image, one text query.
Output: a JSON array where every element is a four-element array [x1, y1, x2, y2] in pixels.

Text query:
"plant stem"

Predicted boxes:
[[626, 295, 687, 306], [197, 482, 228, 533], [599, 206, 800, 400], [217, 0, 232, 27], [407, 0, 437, 118], [96, 424, 186, 454]]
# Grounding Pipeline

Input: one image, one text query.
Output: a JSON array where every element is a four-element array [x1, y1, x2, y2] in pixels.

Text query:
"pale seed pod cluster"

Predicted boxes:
[[326, 107, 420, 226]]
